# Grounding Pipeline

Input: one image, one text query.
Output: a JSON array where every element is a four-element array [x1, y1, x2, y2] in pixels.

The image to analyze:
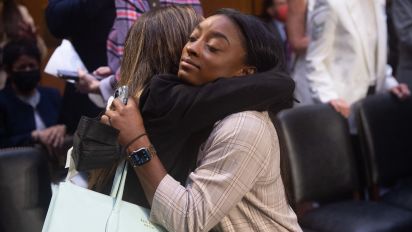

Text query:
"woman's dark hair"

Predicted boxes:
[[214, 8, 286, 72], [2, 39, 41, 71], [119, 6, 203, 97]]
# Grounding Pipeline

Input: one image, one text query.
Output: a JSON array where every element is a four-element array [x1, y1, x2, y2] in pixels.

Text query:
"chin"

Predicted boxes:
[[178, 70, 197, 85]]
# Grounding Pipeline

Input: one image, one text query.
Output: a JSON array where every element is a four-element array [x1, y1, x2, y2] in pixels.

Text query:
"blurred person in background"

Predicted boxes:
[[45, 0, 115, 134], [0, 40, 65, 148], [0, 0, 47, 90], [392, 0, 412, 88], [287, 0, 309, 55], [386, 0, 399, 78], [296, 0, 409, 115], [76, 0, 203, 102], [260, 0, 291, 68], [288, 0, 314, 105]]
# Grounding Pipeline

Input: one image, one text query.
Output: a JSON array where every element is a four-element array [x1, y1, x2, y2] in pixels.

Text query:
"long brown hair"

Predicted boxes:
[[119, 5, 203, 98], [89, 6, 202, 191]]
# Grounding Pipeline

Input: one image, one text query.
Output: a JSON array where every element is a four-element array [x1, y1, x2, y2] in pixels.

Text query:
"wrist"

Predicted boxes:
[[127, 134, 151, 154]]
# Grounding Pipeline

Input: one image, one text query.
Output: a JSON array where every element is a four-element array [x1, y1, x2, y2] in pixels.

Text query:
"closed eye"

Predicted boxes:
[[207, 44, 219, 53], [189, 36, 197, 42]]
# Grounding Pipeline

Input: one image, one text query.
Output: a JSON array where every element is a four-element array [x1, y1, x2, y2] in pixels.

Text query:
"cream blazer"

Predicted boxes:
[[293, 0, 398, 105]]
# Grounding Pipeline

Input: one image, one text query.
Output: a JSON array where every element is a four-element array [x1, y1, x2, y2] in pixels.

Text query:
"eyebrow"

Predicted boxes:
[[195, 25, 230, 45]]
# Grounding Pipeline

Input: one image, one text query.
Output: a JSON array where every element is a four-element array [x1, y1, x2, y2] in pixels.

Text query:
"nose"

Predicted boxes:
[[186, 40, 201, 57]]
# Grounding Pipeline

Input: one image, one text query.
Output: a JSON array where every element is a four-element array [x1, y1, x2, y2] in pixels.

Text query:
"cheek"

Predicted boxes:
[[204, 53, 244, 77]]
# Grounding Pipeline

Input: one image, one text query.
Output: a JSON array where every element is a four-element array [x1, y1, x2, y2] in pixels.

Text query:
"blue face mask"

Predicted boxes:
[[11, 69, 40, 93]]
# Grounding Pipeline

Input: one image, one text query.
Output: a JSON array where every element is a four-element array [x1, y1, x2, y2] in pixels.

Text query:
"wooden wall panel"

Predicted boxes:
[[200, 0, 263, 16]]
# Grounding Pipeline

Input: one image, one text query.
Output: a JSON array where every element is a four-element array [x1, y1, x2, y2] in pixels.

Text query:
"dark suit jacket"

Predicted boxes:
[[392, 0, 412, 88], [0, 86, 61, 148], [46, 0, 115, 71]]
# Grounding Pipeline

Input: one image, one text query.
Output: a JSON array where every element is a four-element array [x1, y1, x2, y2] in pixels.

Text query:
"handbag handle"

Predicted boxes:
[[112, 161, 128, 211], [105, 161, 128, 232], [110, 160, 128, 198], [65, 144, 127, 198]]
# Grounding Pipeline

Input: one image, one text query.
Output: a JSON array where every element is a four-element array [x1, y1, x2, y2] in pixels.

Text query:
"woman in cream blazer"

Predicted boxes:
[[293, 0, 409, 112]]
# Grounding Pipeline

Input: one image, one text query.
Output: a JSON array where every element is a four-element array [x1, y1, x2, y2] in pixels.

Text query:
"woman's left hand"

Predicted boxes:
[[101, 97, 146, 146]]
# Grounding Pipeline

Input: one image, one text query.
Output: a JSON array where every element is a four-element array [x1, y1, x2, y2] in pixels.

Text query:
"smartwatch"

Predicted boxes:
[[127, 145, 156, 167]]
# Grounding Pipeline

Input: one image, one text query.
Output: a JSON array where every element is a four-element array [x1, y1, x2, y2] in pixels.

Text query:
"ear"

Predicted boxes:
[[240, 66, 257, 75], [233, 65, 257, 77]]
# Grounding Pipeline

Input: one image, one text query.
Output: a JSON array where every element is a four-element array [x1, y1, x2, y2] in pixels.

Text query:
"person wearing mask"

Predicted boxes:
[[76, 0, 203, 102], [297, 0, 410, 114], [45, 0, 115, 134], [392, 0, 412, 88], [102, 8, 301, 232], [0, 40, 65, 148], [0, 0, 47, 90]]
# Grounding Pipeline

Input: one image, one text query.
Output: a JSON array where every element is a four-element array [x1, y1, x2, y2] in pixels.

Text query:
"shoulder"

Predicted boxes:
[[217, 111, 272, 131], [209, 111, 277, 151], [38, 86, 60, 97], [200, 111, 278, 170], [38, 87, 61, 103]]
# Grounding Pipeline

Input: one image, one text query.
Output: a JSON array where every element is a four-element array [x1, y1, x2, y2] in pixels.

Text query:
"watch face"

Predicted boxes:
[[129, 148, 151, 166]]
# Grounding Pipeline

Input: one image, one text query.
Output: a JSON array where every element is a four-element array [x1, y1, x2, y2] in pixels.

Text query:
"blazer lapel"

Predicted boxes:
[[345, 0, 373, 77]]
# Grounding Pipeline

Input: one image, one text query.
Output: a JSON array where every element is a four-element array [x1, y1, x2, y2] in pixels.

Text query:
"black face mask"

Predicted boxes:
[[11, 69, 41, 93]]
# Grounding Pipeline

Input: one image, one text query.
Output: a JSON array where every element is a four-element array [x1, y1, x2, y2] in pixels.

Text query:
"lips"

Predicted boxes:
[[180, 57, 200, 70]]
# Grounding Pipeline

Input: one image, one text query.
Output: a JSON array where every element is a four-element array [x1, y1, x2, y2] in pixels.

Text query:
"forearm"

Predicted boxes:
[[127, 135, 167, 205], [287, 0, 309, 53]]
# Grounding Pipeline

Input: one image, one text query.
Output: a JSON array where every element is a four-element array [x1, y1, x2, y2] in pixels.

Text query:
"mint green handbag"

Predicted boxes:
[[42, 149, 166, 232]]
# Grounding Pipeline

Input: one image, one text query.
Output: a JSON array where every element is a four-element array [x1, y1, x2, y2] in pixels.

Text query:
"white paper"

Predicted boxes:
[[88, 93, 106, 108], [44, 39, 88, 79]]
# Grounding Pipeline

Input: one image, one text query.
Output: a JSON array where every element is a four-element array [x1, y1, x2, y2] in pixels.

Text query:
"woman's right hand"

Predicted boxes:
[[102, 97, 147, 147]]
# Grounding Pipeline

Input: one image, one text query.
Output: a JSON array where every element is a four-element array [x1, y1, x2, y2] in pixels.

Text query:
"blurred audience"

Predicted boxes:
[[260, 0, 290, 68], [45, 0, 115, 134], [0, 40, 65, 148], [289, 0, 313, 105], [0, 0, 47, 90], [295, 0, 410, 116], [392, 0, 412, 88], [76, 0, 203, 102]]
